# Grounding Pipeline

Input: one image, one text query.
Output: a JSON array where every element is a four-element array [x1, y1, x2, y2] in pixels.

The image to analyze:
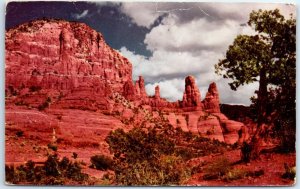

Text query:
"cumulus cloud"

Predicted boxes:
[[118, 3, 295, 105], [120, 2, 164, 28], [119, 2, 295, 28], [72, 10, 89, 19], [144, 14, 239, 53], [145, 79, 185, 102], [120, 46, 219, 81]]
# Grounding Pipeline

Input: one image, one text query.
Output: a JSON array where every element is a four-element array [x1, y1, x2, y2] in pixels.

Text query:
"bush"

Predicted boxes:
[[90, 155, 114, 170], [105, 124, 234, 185], [8, 85, 19, 96], [5, 154, 89, 185], [16, 130, 24, 137], [282, 163, 296, 180], [223, 168, 248, 181], [203, 157, 231, 180], [241, 142, 251, 163], [114, 155, 191, 185], [105, 127, 191, 185], [38, 102, 49, 111], [29, 86, 42, 92], [38, 97, 51, 111], [47, 143, 57, 152], [44, 154, 60, 176]]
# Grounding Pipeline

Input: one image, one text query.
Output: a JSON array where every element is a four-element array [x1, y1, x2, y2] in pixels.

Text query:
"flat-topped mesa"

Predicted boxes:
[[181, 75, 202, 110], [202, 82, 220, 113], [5, 19, 132, 96]]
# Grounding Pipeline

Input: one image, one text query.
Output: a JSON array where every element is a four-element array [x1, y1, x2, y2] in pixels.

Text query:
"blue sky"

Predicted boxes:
[[5, 2, 296, 105]]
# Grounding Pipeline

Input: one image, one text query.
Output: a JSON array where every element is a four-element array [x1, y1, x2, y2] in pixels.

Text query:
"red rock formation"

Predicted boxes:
[[154, 85, 160, 99], [203, 82, 220, 113], [5, 19, 245, 145], [123, 81, 136, 100], [181, 76, 202, 110], [135, 76, 147, 97], [5, 19, 132, 99]]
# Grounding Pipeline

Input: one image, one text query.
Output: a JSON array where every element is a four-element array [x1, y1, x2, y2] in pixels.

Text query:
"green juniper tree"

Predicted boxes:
[[215, 9, 295, 159]]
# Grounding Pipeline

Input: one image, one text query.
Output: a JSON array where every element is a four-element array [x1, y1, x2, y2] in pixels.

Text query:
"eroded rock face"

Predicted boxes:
[[5, 19, 132, 98], [5, 19, 244, 145], [203, 82, 220, 113], [181, 76, 202, 110], [123, 81, 136, 100]]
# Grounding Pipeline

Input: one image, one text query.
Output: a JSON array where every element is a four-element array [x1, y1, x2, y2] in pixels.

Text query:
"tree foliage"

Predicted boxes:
[[215, 9, 296, 156], [216, 9, 295, 90]]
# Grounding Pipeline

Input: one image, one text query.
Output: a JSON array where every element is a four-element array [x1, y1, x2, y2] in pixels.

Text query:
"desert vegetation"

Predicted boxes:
[[5, 5, 295, 186], [103, 124, 235, 185], [5, 154, 90, 185], [216, 9, 296, 159]]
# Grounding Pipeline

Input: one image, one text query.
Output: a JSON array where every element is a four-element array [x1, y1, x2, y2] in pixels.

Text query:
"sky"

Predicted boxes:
[[5, 1, 296, 105]]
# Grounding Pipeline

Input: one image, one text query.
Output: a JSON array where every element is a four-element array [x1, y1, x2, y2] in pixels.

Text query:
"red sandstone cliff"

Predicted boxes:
[[6, 19, 132, 110], [5, 19, 245, 145]]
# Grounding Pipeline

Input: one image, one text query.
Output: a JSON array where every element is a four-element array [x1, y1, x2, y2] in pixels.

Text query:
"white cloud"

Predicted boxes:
[[145, 79, 185, 102], [120, 2, 164, 28], [144, 15, 239, 52], [118, 3, 295, 105], [218, 80, 259, 105], [73, 10, 89, 19], [120, 46, 220, 81], [119, 2, 295, 29]]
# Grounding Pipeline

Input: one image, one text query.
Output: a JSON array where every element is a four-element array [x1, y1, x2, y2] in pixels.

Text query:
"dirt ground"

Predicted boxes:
[[186, 149, 296, 186]]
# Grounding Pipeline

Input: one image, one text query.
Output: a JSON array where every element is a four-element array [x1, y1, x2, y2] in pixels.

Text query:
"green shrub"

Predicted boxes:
[[105, 127, 191, 185], [16, 130, 24, 137], [282, 163, 295, 180], [44, 154, 60, 176], [241, 142, 251, 163], [72, 152, 78, 159], [203, 157, 231, 180], [101, 172, 115, 185], [105, 124, 234, 185], [47, 143, 57, 152], [56, 115, 62, 120], [38, 97, 51, 111], [224, 168, 248, 181], [90, 155, 114, 170], [114, 155, 190, 185], [8, 85, 19, 96], [5, 155, 89, 185], [38, 102, 49, 111], [29, 86, 42, 92]]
